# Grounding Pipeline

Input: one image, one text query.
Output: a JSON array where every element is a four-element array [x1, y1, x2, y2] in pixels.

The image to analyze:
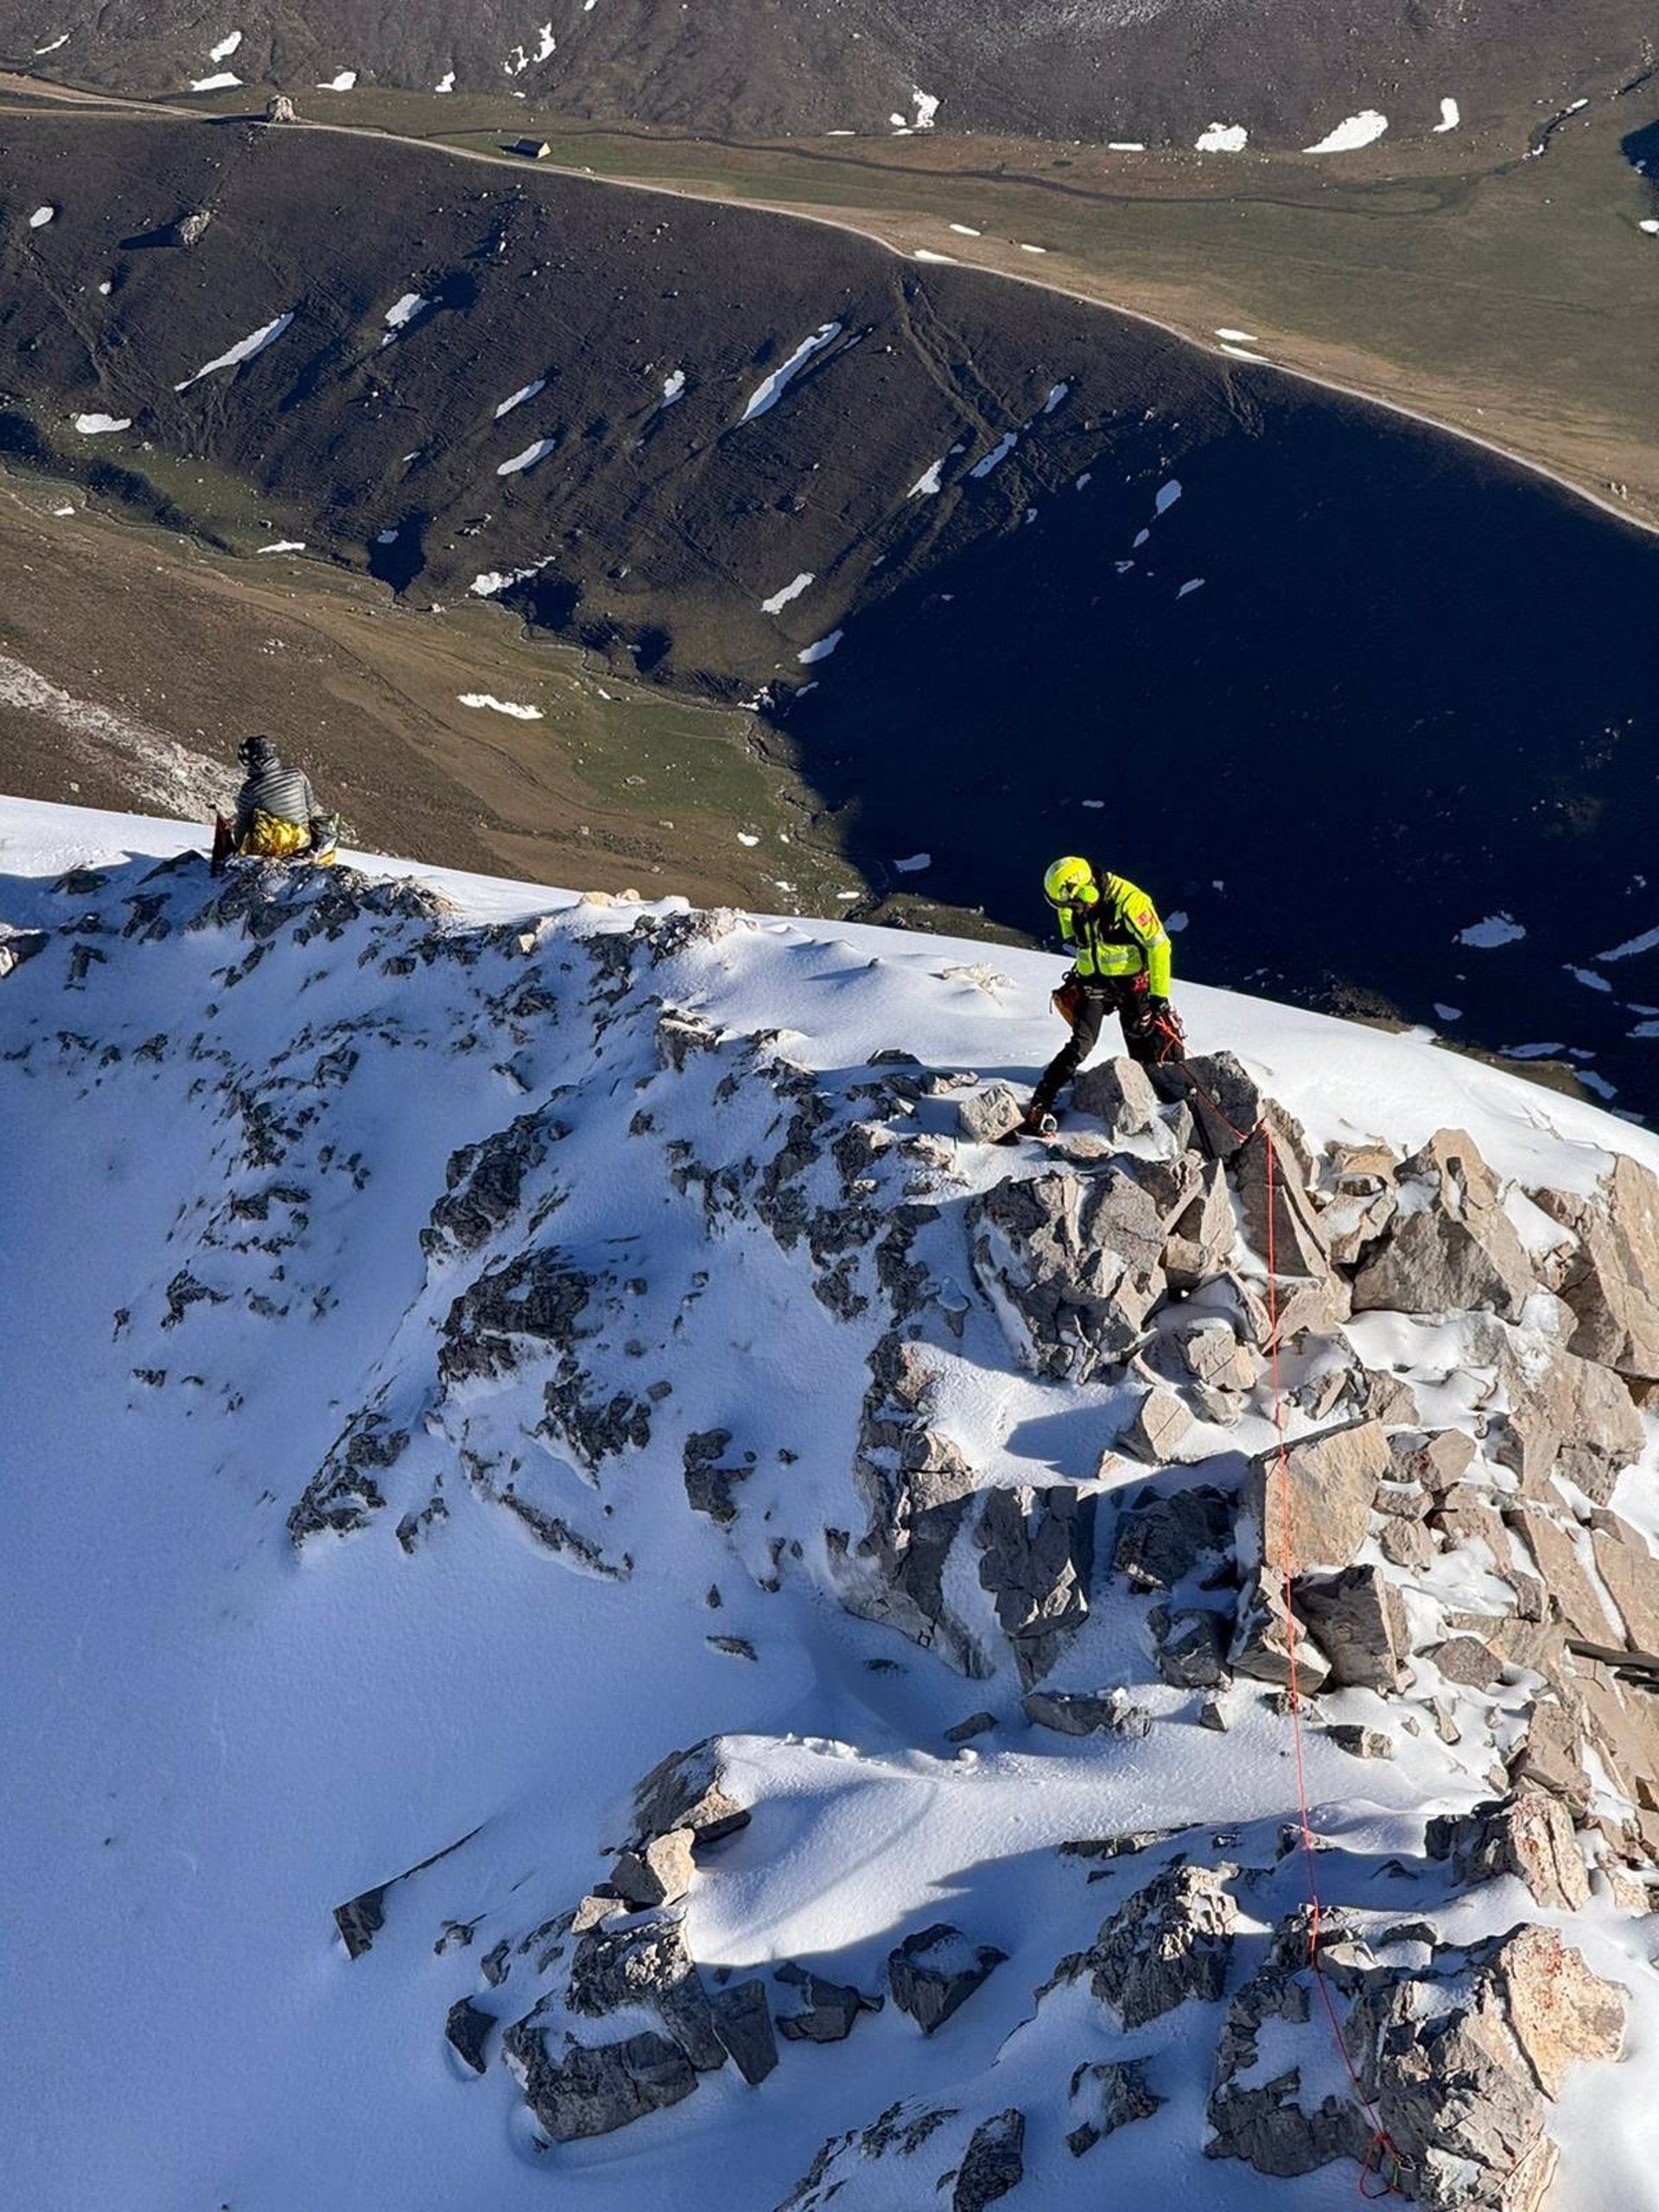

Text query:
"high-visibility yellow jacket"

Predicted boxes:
[[1057, 871, 1172, 997]]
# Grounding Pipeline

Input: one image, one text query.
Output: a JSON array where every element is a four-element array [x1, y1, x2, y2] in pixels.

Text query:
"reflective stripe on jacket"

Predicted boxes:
[[1058, 871, 1172, 996], [233, 761, 316, 842]]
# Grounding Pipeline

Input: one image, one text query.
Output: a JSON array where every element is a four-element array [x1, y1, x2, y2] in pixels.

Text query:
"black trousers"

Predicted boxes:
[[1031, 979, 1157, 1115]]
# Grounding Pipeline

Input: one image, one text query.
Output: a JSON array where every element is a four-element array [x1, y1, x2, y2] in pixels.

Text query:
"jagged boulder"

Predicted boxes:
[[1155, 1606, 1230, 1688], [969, 1166, 1167, 1383], [264, 92, 298, 121], [1230, 1570, 1332, 1694], [976, 1484, 1096, 1684], [1494, 1332, 1645, 1505], [1346, 1925, 1627, 2209], [1426, 1790, 1590, 1911], [1207, 1913, 1370, 2177], [1023, 1686, 1152, 1738], [1112, 1483, 1234, 1592], [1160, 1158, 1238, 1288], [1318, 1139, 1401, 1265], [1084, 1863, 1236, 2028], [952, 2107, 1025, 2209], [1117, 1384, 1193, 1463], [567, 1912, 725, 2069], [0, 924, 48, 978], [955, 1081, 1024, 1145], [1235, 1114, 1337, 1284], [773, 1961, 881, 2043], [1071, 1056, 1164, 1143], [422, 1107, 552, 1258], [1240, 1418, 1389, 1577], [1067, 2057, 1163, 2156], [709, 1980, 778, 2085], [445, 1996, 493, 2074], [610, 1827, 696, 1910], [502, 2019, 698, 2142], [626, 1739, 751, 1852], [1168, 1051, 1262, 1159], [1590, 1518, 1659, 1650], [888, 1923, 1007, 2034], [1294, 1565, 1411, 1693], [1351, 1129, 1536, 1319], [1535, 1157, 1659, 1382]]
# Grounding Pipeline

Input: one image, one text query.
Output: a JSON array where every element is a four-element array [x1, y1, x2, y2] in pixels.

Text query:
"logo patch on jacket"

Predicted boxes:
[[1135, 907, 1153, 931]]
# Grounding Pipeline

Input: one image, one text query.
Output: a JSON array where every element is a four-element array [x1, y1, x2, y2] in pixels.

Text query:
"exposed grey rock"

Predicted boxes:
[[945, 1712, 998, 1745], [1536, 1157, 1659, 1382], [628, 1739, 750, 1851], [503, 2020, 698, 2142], [334, 1885, 387, 1961], [1156, 1606, 1230, 1688], [422, 1108, 552, 1258], [682, 1427, 753, 1525], [1327, 1725, 1393, 1759], [1071, 1054, 1164, 1141], [710, 1979, 779, 2085], [1505, 1500, 1622, 1643], [778, 2100, 959, 2210], [445, 1995, 493, 2074], [1112, 1483, 1234, 1592], [1086, 1863, 1236, 2028], [1494, 1333, 1644, 1504], [975, 1483, 1096, 1683], [162, 206, 213, 246], [889, 1923, 1007, 2034], [1023, 1686, 1152, 1738], [1426, 1789, 1591, 1911], [1294, 1565, 1411, 1693], [655, 1009, 721, 1071], [1590, 1519, 1659, 1651], [1351, 1129, 1536, 1320], [1161, 1158, 1239, 1287], [1169, 1051, 1263, 1159], [1345, 1923, 1626, 2209], [264, 92, 298, 120], [0, 924, 48, 978], [1230, 1571, 1332, 1695], [1066, 2056, 1163, 2156], [969, 1165, 1167, 1384], [610, 1827, 696, 1910], [952, 2107, 1025, 2209], [1240, 1418, 1389, 1577], [1505, 1694, 1594, 1809], [773, 1961, 881, 2043], [1118, 1383, 1193, 1463], [955, 1081, 1025, 1144], [1430, 1633, 1499, 1687], [437, 1246, 593, 1384], [1389, 1427, 1477, 1493], [1174, 1315, 1257, 1396], [1206, 1912, 1371, 2179], [568, 1912, 725, 2072], [1235, 1113, 1335, 1287], [289, 1408, 409, 1543]]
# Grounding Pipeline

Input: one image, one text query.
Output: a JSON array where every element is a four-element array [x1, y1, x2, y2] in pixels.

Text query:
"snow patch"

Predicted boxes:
[[1435, 98, 1461, 132], [739, 323, 842, 423], [381, 293, 429, 344], [469, 560, 552, 598], [256, 541, 306, 553], [208, 29, 242, 61], [912, 90, 939, 129], [1566, 966, 1615, 995], [435, 70, 455, 92], [908, 458, 946, 498], [497, 437, 557, 477], [1043, 381, 1070, 414], [189, 72, 241, 90], [912, 250, 955, 264], [73, 413, 130, 435], [948, 223, 981, 237], [1456, 913, 1527, 949], [1599, 925, 1659, 962], [1017, 242, 1048, 254], [797, 632, 843, 665], [1155, 479, 1183, 513], [29, 205, 55, 229], [458, 693, 543, 719], [894, 852, 931, 874], [33, 31, 70, 52], [1108, 142, 1146, 152], [174, 310, 296, 391], [659, 369, 686, 406], [760, 574, 814, 616], [1196, 123, 1248, 153], [1305, 111, 1389, 154], [494, 378, 546, 418], [1215, 327, 1257, 342], [1177, 577, 1206, 598], [970, 432, 1019, 479], [1434, 1004, 1464, 1022], [316, 70, 358, 91]]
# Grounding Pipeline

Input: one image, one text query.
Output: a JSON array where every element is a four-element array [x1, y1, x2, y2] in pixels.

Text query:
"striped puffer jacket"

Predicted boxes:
[[233, 760, 317, 839]]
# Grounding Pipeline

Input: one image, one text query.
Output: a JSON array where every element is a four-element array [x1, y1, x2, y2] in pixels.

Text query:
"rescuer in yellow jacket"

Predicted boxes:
[[1021, 856, 1186, 1134]]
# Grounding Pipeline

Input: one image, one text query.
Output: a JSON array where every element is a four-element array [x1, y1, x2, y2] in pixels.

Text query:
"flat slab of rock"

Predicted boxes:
[[1351, 1128, 1536, 1320], [709, 1978, 779, 2085], [1426, 1789, 1590, 1911], [889, 1923, 1007, 2034], [1242, 1418, 1389, 1576], [773, 1961, 880, 2043], [955, 1081, 1024, 1145], [1023, 1687, 1152, 1738], [504, 2023, 698, 2142]]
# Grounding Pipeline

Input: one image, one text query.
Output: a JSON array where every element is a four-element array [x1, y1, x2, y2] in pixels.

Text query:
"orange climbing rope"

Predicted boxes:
[[1262, 1129, 1406, 2200]]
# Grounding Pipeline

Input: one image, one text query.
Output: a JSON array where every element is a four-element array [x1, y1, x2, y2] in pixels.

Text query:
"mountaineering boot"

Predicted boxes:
[[997, 1105, 1058, 1146]]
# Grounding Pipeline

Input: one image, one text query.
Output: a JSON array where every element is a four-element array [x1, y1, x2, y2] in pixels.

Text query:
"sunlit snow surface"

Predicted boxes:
[[1304, 110, 1389, 153], [1195, 122, 1248, 152], [3, 798, 1657, 2212], [739, 323, 842, 423]]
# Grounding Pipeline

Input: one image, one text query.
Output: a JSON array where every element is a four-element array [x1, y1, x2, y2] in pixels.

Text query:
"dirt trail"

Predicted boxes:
[[3, 71, 1653, 541]]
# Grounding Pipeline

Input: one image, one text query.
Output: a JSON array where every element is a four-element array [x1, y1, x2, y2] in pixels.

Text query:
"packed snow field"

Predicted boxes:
[[3, 798, 1659, 2212]]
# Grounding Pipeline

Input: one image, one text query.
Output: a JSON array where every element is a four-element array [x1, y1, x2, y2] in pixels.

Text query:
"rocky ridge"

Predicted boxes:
[[3, 844, 1656, 2208]]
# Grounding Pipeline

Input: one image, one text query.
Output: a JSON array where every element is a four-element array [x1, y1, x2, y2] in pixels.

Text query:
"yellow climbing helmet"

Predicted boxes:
[[1043, 855, 1098, 909]]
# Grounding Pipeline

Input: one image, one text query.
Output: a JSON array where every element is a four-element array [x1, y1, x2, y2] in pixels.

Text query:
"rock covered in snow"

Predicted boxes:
[[887, 1922, 1007, 2034]]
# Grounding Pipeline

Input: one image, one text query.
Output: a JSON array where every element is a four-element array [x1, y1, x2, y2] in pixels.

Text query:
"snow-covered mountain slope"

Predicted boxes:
[[3, 0, 1653, 151], [4, 794, 1659, 2212]]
